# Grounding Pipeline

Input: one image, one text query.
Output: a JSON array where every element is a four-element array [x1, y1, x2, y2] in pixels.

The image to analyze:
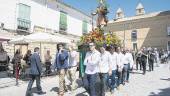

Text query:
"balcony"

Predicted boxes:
[[17, 18, 31, 32]]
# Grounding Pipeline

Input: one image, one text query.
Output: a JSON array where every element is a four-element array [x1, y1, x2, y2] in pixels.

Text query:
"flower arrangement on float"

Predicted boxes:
[[78, 28, 121, 48]]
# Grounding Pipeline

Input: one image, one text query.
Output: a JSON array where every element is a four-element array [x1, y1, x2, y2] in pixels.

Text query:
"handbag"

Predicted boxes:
[[11, 58, 15, 64]]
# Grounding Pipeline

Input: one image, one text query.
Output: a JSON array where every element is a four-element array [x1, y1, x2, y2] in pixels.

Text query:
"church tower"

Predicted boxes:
[[136, 3, 145, 15], [116, 8, 124, 19]]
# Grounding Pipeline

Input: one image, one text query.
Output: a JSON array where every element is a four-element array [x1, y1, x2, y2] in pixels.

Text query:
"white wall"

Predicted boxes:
[[0, 0, 17, 30], [67, 15, 83, 36], [0, 0, 92, 36]]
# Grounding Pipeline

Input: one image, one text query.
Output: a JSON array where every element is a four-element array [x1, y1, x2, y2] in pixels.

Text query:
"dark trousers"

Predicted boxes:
[[141, 60, 146, 74], [99, 73, 108, 96], [85, 73, 97, 96], [45, 62, 51, 74], [117, 71, 122, 86], [26, 75, 42, 94], [149, 59, 154, 71], [136, 59, 142, 70], [108, 70, 117, 91]]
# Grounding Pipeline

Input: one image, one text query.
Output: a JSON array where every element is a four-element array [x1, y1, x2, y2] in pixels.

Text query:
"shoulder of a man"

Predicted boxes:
[[86, 51, 91, 55], [105, 51, 111, 55], [95, 50, 101, 55]]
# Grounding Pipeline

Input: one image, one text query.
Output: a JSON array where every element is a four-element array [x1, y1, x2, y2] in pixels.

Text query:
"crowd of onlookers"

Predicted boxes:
[[0, 42, 170, 96]]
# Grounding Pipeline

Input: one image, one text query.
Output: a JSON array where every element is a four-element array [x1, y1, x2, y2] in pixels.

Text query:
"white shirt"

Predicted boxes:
[[117, 52, 124, 69], [99, 51, 111, 73], [68, 51, 78, 67], [122, 52, 134, 68], [110, 52, 118, 70], [84, 50, 100, 74]]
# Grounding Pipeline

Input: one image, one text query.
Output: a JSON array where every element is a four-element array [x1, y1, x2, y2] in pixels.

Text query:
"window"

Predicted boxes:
[[131, 30, 137, 41], [138, 9, 142, 14], [17, 3, 31, 31], [82, 21, 88, 33], [59, 12, 67, 31], [117, 13, 121, 17], [168, 41, 170, 50], [167, 26, 170, 36]]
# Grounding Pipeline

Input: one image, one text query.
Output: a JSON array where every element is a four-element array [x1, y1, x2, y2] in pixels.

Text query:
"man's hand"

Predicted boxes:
[[109, 70, 112, 76]]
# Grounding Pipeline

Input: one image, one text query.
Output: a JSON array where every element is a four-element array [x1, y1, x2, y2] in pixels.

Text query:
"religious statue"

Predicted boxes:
[[92, 0, 109, 28]]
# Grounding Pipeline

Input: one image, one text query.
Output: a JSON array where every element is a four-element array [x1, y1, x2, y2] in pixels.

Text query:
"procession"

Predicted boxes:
[[0, 0, 170, 96]]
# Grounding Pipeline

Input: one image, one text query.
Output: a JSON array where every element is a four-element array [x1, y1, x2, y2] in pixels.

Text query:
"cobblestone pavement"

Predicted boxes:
[[0, 62, 170, 96]]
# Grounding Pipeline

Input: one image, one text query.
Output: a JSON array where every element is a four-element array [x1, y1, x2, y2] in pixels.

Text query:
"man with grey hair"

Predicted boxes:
[[67, 44, 79, 91]]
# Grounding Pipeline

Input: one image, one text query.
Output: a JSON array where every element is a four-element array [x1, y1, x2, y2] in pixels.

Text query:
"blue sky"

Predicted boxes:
[[62, 0, 170, 20]]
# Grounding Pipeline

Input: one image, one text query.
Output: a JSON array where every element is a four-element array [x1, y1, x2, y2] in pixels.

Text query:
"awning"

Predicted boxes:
[[0, 36, 12, 41]]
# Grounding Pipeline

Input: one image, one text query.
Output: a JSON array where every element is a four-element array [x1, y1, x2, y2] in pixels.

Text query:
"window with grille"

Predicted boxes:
[[17, 3, 31, 31]]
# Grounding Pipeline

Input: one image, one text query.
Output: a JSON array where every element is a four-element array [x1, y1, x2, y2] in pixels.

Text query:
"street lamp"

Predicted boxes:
[[91, 12, 96, 31]]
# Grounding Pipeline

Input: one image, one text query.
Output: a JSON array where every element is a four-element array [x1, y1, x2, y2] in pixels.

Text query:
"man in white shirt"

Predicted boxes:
[[116, 47, 124, 88], [108, 46, 118, 94], [84, 43, 100, 96], [98, 46, 112, 96], [122, 48, 134, 85], [67, 44, 79, 91]]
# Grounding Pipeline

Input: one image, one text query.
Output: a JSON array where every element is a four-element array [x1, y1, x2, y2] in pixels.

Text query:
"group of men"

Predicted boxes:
[[136, 47, 169, 75], [83, 43, 134, 96], [26, 43, 79, 96], [25, 42, 169, 96]]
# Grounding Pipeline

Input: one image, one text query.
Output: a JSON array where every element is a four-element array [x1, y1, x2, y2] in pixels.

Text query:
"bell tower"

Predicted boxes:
[[116, 8, 124, 19], [136, 3, 145, 15]]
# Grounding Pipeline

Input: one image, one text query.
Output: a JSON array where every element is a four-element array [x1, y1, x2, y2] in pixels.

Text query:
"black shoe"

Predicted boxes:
[[37, 91, 46, 95], [26, 91, 33, 96]]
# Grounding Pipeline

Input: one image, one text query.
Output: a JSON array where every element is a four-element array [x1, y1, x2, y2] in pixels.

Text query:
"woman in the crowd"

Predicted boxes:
[[22, 50, 32, 78], [13, 49, 23, 85], [23, 50, 32, 65], [44, 50, 52, 75], [0, 44, 10, 71]]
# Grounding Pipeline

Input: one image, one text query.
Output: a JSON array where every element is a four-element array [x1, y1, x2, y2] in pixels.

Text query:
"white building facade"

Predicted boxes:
[[0, 0, 92, 37], [0, 0, 93, 61]]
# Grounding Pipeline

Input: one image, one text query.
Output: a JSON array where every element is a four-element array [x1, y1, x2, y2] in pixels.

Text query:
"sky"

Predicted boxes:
[[62, 0, 170, 20]]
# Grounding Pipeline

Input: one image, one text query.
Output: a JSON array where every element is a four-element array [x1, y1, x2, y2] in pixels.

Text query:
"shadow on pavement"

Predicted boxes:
[[50, 87, 59, 92], [160, 78, 170, 81], [75, 91, 88, 96], [31, 87, 41, 94], [149, 87, 170, 96]]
